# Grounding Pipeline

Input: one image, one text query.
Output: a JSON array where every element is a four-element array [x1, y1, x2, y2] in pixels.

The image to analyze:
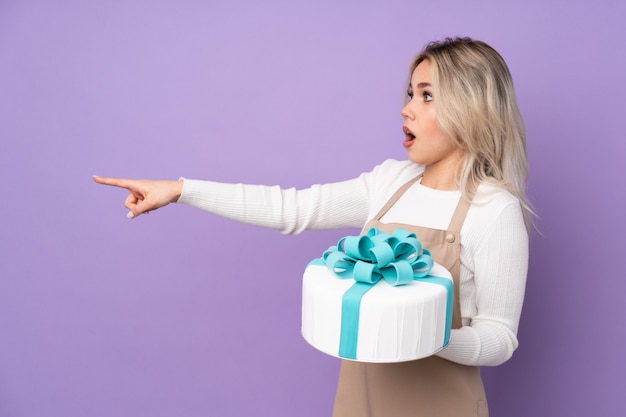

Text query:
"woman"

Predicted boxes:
[[94, 37, 530, 417]]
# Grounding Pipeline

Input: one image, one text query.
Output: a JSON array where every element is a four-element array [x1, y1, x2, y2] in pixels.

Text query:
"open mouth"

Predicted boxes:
[[403, 126, 415, 147]]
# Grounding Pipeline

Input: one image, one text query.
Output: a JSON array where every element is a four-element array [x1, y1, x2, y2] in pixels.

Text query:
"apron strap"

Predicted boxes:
[[447, 195, 471, 233], [371, 175, 422, 222]]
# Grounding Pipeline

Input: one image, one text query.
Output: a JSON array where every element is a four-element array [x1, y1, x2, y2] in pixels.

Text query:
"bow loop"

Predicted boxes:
[[353, 261, 381, 284]]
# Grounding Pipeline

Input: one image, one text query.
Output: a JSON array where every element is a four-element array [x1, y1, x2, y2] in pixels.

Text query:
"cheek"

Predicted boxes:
[[425, 122, 457, 154], [424, 117, 446, 139]]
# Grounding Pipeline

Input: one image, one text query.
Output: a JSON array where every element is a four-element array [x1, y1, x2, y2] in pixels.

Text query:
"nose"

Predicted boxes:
[[400, 102, 413, 120]]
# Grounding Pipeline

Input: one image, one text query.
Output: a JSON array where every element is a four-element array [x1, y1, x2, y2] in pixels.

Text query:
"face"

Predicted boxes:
[[401, 60, 463, 170]]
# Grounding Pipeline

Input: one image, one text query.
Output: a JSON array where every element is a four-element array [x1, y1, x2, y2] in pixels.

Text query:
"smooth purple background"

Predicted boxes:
[[1, 1, 624, 416]]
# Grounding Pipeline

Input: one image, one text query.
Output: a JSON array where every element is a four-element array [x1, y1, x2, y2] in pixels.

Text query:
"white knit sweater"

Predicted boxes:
[[178, 159, 528, 367]]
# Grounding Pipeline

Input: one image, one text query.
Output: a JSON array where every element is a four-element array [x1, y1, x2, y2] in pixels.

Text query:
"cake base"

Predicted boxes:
[[301, 262, 453, 363]]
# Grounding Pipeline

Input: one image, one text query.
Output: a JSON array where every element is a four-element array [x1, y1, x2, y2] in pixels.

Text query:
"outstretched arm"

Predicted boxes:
[[93, 176, 183, 218], [94, 160, 420, 232]]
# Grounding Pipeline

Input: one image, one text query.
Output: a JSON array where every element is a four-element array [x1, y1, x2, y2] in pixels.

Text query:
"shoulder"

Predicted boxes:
[[464, 183, 527, 243], [367, 159, 424, 185], [473, 183, 522, 212], [352, 159, 425, 215], [362, 160, 425, 201], [461, 183, 529, 273]]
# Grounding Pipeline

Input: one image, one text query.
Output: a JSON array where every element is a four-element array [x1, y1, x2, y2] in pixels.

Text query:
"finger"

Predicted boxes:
[[124, 191, 157, 219], [126, 209, 151, 219], [93, 175, 135, 190], [124, 191, 143, 208], [127, 204, 155, 219], [124, 191, 143, 217], [134, 199, 157, 216]]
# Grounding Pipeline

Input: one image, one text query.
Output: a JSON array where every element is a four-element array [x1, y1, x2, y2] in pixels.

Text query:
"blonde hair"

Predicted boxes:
[[410, 37, 533, 230]]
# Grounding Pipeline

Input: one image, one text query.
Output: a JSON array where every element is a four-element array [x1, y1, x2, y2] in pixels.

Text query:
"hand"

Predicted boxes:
[[93, 176, 184, 218]]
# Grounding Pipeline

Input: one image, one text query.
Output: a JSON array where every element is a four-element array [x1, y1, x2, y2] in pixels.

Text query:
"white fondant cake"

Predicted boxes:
[[301, 262, 453, 363]]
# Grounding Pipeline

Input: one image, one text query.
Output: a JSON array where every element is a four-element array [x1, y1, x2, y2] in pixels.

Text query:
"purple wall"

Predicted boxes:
[[1, 0, 624, 416]]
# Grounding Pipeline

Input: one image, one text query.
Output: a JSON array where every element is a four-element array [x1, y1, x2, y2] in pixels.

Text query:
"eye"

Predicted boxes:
[[407, 89, 414, 100], [423, 91, 433, 102]]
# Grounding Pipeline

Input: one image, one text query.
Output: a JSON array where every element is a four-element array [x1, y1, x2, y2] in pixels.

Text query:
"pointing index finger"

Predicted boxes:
[[93, 175, 134, 190]]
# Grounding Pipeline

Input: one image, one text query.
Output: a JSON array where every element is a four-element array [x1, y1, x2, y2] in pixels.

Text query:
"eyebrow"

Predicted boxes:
[[407, 82, 432, 92]]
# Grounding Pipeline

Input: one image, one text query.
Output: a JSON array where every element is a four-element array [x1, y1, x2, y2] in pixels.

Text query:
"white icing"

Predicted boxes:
[[301, 263, 453, 362]]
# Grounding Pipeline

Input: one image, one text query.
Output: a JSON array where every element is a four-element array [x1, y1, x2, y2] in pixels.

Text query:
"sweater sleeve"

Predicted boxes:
[[435, 201, 529, 366], [176, 173, 375, 235], [176, 159, 419, 234]]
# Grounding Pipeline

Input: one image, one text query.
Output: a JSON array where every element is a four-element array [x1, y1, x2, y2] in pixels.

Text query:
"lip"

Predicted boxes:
[[403, 125, 415, 148]]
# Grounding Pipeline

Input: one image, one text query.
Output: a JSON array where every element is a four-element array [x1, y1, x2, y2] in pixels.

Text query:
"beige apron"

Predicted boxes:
[[332, 176, 488, 417]]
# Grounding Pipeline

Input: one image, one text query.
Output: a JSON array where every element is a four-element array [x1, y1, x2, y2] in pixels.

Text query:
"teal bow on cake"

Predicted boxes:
[[321, 227, 434, 285]]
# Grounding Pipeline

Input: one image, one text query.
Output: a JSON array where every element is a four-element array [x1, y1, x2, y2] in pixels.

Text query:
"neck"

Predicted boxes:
[[420, 158, 462, 191]]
